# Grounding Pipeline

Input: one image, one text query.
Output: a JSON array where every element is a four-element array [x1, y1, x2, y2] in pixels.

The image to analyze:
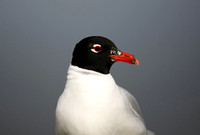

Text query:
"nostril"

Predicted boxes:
[[121, 52, 134, 59]]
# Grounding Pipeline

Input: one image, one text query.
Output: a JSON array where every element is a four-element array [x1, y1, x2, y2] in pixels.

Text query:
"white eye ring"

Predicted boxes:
[[91, 44, 102, 53]]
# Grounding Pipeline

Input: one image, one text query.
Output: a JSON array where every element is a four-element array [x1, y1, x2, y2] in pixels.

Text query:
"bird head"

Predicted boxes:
[[72, 36, 139, 74]]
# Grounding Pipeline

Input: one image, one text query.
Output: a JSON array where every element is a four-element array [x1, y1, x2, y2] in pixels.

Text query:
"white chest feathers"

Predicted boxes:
[[56, 65, 147, 135]]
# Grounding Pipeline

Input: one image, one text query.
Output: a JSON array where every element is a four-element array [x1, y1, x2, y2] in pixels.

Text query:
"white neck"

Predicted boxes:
[[63, 65, 118, 102], [56, 65, 147, 135]]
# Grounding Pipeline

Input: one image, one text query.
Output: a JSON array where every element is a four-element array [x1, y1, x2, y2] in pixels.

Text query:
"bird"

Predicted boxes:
[[55, 36, 154, 135]]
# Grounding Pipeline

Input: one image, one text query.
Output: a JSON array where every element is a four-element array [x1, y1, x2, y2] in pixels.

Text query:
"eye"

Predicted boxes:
[[91, 44, 102, 53]]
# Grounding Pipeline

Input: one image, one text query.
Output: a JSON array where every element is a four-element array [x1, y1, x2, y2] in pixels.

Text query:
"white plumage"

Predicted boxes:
[[56, 65, 154, 135]]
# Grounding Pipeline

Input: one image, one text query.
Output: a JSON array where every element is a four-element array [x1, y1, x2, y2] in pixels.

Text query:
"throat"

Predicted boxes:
[[82, 65, 111, 74], [71, 63, 112, 74], [66, 65, 118, 106]]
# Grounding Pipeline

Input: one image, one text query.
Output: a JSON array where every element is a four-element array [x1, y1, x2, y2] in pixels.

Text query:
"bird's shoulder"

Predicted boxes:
[[118, 86, 144, 121]]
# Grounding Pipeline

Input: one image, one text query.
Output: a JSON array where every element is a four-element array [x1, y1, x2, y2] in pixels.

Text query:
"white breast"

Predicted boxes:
[[56, 65, 147, 135]]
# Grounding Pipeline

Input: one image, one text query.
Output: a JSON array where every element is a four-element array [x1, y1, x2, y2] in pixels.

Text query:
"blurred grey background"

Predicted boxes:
[[0, 0, 200, 135]]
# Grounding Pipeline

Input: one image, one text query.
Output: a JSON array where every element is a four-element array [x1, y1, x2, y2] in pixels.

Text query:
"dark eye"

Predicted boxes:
[[91, 44, 102, 53]]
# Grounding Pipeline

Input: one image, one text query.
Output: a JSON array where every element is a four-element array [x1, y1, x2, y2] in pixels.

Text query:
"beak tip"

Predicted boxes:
[[134, 58, 140, 65]]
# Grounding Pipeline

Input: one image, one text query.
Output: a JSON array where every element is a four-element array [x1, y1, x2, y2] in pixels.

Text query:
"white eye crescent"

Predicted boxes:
[[91, 44, 102, 53]]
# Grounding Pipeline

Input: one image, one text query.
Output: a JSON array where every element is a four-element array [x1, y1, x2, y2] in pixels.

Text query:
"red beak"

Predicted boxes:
[[109, 51, 140, 65]]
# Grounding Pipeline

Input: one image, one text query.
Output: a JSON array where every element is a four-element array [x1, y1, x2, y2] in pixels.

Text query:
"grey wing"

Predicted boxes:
[[119, 86, 144, 122], [119, 87, 155, 135]]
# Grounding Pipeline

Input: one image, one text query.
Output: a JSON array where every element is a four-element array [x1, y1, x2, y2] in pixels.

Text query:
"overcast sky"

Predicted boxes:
[[0, 0, 200, 135]]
